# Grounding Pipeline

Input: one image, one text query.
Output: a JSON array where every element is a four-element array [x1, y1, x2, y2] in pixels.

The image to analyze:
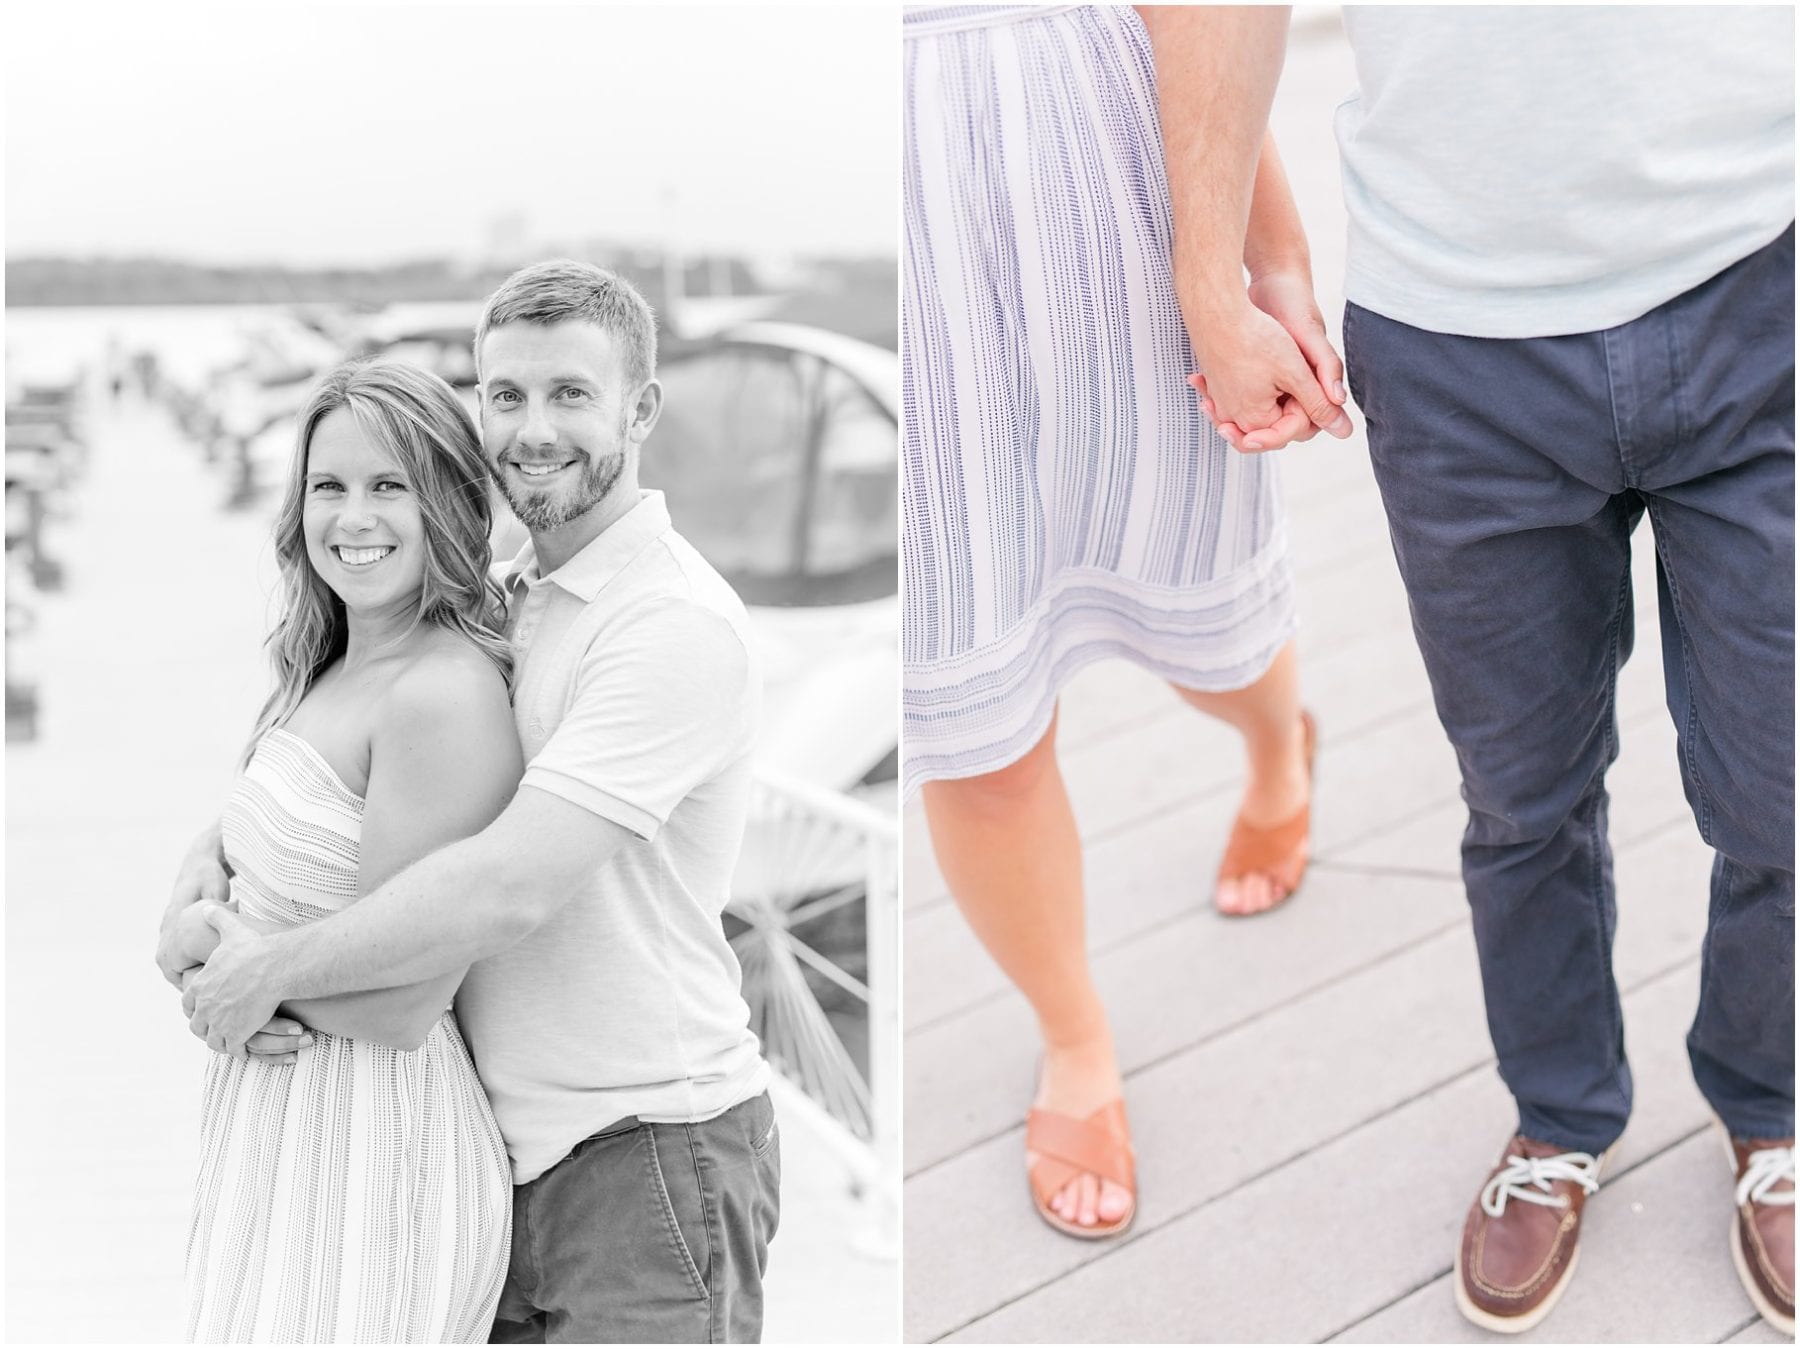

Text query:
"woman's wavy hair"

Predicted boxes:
[[245, 360, 512, 761]]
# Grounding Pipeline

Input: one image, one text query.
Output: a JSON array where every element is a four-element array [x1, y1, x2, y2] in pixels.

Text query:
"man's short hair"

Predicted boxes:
[[475, 259, 658, 387]]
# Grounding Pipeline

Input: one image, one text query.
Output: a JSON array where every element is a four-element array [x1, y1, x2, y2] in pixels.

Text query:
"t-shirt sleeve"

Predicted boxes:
[[521, 600, 756, 840]]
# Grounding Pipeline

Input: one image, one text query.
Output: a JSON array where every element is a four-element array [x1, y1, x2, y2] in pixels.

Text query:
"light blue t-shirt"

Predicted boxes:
[[1335, 6, 1794, 338]]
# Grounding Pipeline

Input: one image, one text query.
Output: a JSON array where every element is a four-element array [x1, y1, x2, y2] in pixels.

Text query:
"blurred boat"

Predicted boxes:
[[6, 380, 88, 742]]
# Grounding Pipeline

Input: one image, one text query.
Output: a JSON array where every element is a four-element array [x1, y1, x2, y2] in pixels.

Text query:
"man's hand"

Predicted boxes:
[[178, 965, 311, 1065], [1186, 288, 1352, 454], [181, 907, 283, 1058]]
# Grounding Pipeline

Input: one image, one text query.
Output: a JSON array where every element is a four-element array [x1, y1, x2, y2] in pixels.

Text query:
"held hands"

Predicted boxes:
[[1187, 272, 1354, 454], [176, 967, 312, 1065], [181, 907, 284, 1059]]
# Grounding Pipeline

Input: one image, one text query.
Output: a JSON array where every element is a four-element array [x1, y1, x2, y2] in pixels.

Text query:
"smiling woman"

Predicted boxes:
[[247, 361, 514, 755], [165, 359, 525, 1342]]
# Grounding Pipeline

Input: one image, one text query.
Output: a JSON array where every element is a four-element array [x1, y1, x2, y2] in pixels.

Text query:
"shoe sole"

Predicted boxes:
[[1717, 1121, 1797, 1336], [1454, 1244, 1580, 1335], [1451, 1141, 1617, 1335], [1035, 1202, 1137, 1241]]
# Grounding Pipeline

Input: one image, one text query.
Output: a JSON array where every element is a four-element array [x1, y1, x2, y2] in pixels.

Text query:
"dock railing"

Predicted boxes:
[[727, 766, 899, 1256]]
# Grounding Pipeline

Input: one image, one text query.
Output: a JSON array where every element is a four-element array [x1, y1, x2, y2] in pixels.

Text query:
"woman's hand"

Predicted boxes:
[[1247, 270, 1346, 411], [157, 825, 230, 987], [159, 896, 226, 986], [243, 1017, 313, 1066]]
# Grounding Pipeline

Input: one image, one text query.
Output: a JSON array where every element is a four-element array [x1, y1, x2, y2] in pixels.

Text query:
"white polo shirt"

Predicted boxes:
[[456, 490, 770, 1185]]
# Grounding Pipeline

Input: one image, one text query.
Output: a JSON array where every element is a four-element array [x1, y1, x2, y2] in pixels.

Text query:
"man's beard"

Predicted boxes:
[[497, 448, 626, 532]]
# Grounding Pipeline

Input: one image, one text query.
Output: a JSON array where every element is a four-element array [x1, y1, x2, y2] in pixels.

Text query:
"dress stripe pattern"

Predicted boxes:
[[902, 4, 1296, 795], [185, 729, 510, 1344]]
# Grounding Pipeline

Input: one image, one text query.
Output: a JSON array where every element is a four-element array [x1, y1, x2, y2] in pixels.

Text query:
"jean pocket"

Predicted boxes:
[[747, 1095, 779, 1160], [752, 1117, 779, 1162], [643, 1127, 710, 1302]]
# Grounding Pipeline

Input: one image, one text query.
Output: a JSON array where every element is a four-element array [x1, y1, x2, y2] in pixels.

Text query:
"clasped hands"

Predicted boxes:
[[1188, 270, 1354, 454], [157, 856, 307, 1063]]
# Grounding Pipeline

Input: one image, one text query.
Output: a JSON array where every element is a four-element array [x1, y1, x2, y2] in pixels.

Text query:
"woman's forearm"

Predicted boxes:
[[1244, 133, 1312, 282], [279, 972, 465, 1053]]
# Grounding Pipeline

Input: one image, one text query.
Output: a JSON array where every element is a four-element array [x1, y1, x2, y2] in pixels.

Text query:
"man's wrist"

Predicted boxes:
[[1175, 268, 1256, 321], [235, 924, 292, 1003]]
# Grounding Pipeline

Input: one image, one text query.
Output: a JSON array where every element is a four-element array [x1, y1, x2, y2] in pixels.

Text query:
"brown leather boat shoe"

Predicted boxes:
[[1724, 1129, 1794, 1335], [1454, 1135, 1610, 1334]]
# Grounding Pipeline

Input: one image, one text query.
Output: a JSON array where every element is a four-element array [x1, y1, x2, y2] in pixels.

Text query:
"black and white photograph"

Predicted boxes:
[[6, 5, 900, 1342]]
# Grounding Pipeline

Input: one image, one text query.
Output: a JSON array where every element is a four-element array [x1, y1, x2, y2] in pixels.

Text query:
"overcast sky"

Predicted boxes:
[[5, 4, 898, 266]]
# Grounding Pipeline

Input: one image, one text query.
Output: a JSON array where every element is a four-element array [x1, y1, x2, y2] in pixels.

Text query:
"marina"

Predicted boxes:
[[4, 294, 899, 1341]]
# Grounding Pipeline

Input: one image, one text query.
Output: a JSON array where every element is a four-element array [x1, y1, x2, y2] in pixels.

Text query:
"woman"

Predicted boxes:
[[903, 5, 1339, 1239], [162, 361, 518, 1341]]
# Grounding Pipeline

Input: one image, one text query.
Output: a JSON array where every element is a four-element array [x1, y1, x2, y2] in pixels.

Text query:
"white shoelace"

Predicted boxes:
[[1479, 1150, 1603, 1217], [1737, 1145, 1796, 1208]]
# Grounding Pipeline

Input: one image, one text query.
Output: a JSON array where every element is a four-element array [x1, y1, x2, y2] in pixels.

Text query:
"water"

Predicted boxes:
[[5, 302, 313, 387]]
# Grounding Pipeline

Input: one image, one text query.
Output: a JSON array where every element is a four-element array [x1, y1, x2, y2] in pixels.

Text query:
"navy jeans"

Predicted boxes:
[[1345, 226, 1796, 1153]]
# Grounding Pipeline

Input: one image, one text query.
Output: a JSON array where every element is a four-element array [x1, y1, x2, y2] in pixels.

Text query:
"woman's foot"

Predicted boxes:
[[1027, 1033, 1135, 1232], [1214, 710, 1316, 916]]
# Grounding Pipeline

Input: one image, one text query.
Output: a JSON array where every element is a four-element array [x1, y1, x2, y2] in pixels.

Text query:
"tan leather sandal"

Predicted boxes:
[[1214, 709, 1317, 916], [1026, 1099, 1138, 1239]]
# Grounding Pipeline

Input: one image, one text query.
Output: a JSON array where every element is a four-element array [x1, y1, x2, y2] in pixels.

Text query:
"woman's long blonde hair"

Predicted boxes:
[[245, 360, 511, 761]]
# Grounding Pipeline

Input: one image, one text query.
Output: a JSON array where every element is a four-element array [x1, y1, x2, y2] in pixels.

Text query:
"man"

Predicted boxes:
[[1177, 6, 1794, 1335], [163, 259, 780, 1343]]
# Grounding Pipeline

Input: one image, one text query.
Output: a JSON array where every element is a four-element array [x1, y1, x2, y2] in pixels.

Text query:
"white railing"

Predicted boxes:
[[728, 767, 897, 1255]]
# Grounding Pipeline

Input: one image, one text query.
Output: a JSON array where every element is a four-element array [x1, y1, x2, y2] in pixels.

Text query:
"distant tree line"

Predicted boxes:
[[6, 253, 898, 350]]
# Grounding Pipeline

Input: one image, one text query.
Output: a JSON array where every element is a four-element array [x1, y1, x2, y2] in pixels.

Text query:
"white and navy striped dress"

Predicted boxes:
[[902, 4, 1296, 794], [185, 730, 510, 1343]]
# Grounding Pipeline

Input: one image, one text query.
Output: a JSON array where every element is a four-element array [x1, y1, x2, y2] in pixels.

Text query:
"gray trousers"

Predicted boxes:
[[490, 1092, 781, 1344], [1345, 226, 1796, 1153]]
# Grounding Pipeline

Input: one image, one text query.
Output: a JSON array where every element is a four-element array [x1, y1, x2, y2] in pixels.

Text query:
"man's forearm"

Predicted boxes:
[[263, 834, 533, 1002], [1148, 6, 1292, 316]]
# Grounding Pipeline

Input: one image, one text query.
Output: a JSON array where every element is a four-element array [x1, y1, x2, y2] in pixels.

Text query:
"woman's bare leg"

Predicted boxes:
[[1172, 638, 1310, 914], [920, 709, 1131, 1228]]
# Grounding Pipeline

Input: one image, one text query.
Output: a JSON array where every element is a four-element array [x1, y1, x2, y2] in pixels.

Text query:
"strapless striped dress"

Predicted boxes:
[[184, 729, 510, 1343], [902, 4, 1296, 794]]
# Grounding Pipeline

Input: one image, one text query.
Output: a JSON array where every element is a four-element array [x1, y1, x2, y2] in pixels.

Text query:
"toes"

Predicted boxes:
[[1241, 872, 1274, 913], [1077, 1173, 1099, 1227], [1215, 877, 1245, 914], [1098, 1180, 1132, 1222]]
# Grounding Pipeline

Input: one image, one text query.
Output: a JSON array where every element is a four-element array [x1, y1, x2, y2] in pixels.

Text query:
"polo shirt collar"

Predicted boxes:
[[499, 490, 672, 602]]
